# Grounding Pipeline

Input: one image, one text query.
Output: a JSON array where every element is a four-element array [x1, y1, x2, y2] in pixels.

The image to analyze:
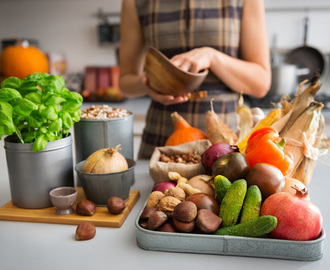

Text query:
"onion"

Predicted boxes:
[[201, 142, 239, 171], [283, 177, 309, 200], [151, 181, 176, 193], [83, 145, 128, 174]]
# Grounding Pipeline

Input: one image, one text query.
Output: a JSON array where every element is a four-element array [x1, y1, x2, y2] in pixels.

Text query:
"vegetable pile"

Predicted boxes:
[[0, 72, 83, 152], [141, 73, 328, 241]]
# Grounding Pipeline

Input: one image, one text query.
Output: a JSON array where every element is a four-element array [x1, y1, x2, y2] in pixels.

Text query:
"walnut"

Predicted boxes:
[[164, 186, 186, 201], [157, 196, 181, 217], [146, 191, 165, 209]]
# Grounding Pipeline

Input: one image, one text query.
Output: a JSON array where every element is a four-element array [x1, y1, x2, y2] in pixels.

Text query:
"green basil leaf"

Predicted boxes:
[[39, 75, 65, 94], [13, 98, 38, 116], [71, 110, 81, 122], [22, 72, 49, 83], [61, 112, 73, 129], [25, 92, 42, 104], [18, 81, 39, 96], [61, 100, 82, 113], [0, 88, 22, 102], [22, 131, 36, 143], [40, 106, 58, 121], [62, 88, 83, 104], [45, 132, 56, 142], [33, 134, 48, 152], [38, 127, 48, 134], [1, 77, 22, 90], [0, 101, 15, 133], [45, 95, 66, 106], [27, 114, 42, 128], [48, 118, 62, 133], [0, 125, 14, 139]]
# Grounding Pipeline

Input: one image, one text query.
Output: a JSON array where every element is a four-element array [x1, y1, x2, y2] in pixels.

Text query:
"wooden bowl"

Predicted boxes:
[[145, 47, 209, 96]]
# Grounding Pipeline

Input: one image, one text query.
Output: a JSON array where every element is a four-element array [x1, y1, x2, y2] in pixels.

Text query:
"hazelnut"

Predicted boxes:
[[106, 197, 126, 214], [173, 201, 197, 223], [147, 211, 168, 231], [76, 222, 96, 240], [157, 196, 181, 217], [164, 187, 186, 201], [76, 200, 96, 216], [146, 191, 165, 209]]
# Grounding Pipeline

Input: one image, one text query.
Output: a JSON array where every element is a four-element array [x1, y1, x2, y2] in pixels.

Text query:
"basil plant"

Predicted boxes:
[[0, 72, 83, 152]]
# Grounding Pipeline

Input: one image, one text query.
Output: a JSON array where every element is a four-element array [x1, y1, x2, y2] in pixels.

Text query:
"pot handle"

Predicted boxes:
[[303, 16, 309, 46]]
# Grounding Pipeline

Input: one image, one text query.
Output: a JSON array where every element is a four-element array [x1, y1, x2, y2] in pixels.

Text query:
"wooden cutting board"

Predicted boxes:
[[0, 188, 140, 228]]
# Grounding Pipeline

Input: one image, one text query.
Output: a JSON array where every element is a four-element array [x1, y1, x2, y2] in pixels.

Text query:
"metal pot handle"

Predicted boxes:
[[303, 16, 309, 46]]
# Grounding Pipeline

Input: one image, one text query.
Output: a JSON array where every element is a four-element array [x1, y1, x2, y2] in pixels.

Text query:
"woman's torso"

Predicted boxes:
[[135, 0, 244, 159]]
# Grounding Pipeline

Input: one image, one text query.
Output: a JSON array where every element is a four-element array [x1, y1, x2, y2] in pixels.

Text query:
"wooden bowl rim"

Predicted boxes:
[[146, 47, 209, 78]]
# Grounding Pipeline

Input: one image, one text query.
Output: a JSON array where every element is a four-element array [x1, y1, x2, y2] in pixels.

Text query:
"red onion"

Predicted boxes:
[[201, 142, 238, 171], [151, 181, 176, 193]]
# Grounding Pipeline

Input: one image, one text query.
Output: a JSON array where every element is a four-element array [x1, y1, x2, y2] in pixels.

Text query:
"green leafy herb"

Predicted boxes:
[[0, 72, 83, 152]]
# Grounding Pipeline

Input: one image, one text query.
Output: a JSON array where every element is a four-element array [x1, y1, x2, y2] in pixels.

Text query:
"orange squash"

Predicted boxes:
[[0, 42, 49, 79], [165, 112, 208, 146]]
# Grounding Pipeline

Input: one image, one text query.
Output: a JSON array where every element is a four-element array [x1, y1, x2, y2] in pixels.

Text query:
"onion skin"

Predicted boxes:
[[283, 177, 309, 200], [261, 188, 322, 241], [151, 181, 176, 193], [83, 146, 128, 174], [201, 142, 238, 171]]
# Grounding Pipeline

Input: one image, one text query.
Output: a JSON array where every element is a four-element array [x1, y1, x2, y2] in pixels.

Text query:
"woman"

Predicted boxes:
[[119, 0, 271, 159]]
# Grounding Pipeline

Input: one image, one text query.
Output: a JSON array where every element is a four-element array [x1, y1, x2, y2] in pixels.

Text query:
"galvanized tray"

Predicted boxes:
[[135, 203, 325, 261]]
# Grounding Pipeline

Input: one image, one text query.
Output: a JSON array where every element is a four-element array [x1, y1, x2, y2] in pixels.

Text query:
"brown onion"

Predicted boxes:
[[82, 145, 128, 174]]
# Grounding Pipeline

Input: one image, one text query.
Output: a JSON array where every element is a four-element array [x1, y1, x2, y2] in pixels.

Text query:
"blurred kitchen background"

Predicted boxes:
[[1, 0, 330, 108]]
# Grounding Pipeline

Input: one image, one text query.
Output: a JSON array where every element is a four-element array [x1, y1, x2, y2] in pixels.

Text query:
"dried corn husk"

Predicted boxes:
[[292, 113, 326, 186], [236, 93, 253, 143], [281, 101, 324, 185], [276, 76, 322, 135]]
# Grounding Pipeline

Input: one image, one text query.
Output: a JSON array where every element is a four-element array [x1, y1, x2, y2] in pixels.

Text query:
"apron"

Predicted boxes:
[[135, 0, 244, 159]]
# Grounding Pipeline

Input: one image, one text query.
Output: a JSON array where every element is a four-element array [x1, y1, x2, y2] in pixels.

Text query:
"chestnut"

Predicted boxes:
[[106, 197, 126, 214]]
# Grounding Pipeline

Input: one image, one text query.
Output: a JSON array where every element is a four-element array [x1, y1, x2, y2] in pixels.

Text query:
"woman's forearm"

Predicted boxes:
[[119, 73, 147, 98], [210, 50, 271, 98]]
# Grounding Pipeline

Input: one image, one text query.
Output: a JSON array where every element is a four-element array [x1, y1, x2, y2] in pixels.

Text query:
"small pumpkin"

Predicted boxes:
[[165, 112, 208, 146], [0, 41, 49, 79]]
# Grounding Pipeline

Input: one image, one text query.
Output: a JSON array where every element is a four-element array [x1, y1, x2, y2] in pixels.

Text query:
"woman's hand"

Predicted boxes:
[[170, 47, 215, 73], [141, 73, 190, 105]]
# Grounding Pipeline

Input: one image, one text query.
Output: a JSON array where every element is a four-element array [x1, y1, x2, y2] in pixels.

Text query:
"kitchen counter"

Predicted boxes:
[[0, 157, 330, 269], [0, 97, 329, 270]]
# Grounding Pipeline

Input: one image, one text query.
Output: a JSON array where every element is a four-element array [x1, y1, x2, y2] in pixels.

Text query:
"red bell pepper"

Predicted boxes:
[[245, 127, 294, 176]]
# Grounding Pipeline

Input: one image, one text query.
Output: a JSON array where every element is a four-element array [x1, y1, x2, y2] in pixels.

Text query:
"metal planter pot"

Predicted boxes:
[[4, 134, 74, 209], [74, 113, 134, 163]]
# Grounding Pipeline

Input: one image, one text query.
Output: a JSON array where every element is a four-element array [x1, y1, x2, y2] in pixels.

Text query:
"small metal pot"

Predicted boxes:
[[75, 159, 136, 205], [268, 64, 309, 97]]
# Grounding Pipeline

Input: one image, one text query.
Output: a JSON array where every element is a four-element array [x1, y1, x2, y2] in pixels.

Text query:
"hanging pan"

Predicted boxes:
[[285, 16, 326, 83]]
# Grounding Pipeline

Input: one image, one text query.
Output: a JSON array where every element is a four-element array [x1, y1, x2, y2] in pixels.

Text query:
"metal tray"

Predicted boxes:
[[135, 202, 325, 261]]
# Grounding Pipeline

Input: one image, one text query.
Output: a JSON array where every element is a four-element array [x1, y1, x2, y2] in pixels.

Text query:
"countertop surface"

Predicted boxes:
[[0, 97, 330, 270]]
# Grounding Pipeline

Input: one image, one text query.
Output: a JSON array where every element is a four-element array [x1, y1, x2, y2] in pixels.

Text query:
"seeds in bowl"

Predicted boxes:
[[80, 105, 131, 119]]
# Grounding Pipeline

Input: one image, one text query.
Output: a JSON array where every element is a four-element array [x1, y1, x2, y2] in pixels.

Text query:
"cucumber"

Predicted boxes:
[[219, 179, 247, 227], [214, 215, 278, 237], [239, 185, 262, 223], [214, 175, 232, 203]]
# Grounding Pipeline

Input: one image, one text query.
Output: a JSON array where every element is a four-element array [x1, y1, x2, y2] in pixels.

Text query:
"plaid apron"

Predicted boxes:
[[136, 0, 243, 159]]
